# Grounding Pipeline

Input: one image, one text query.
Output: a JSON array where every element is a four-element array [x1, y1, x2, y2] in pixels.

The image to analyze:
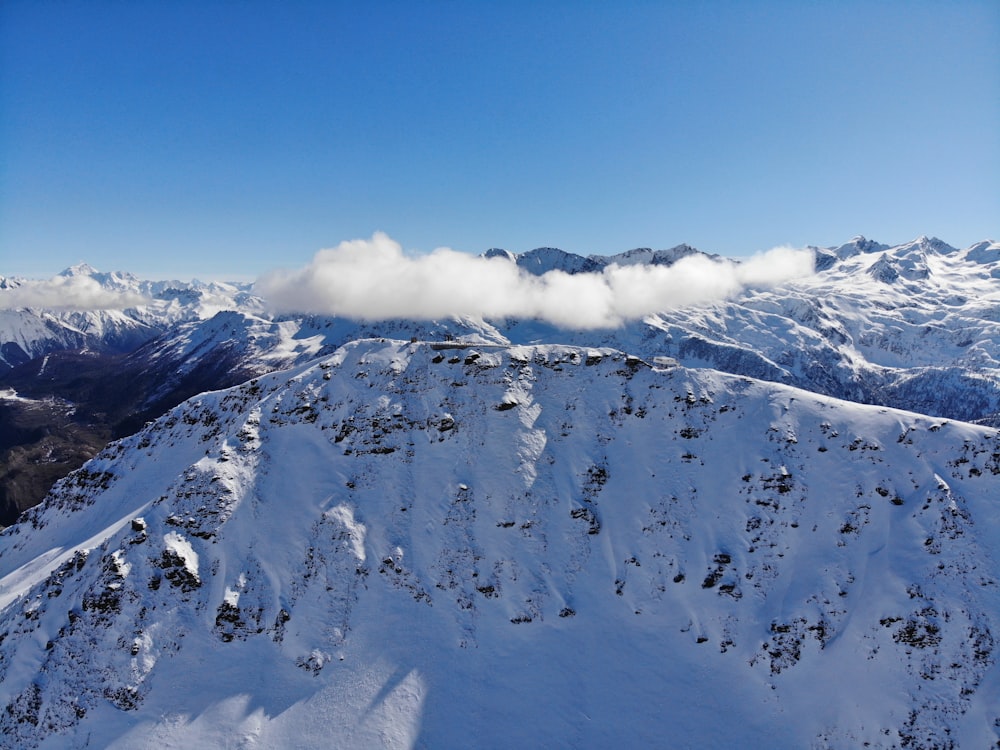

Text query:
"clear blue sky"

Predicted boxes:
[[2, 0, 998, 279]]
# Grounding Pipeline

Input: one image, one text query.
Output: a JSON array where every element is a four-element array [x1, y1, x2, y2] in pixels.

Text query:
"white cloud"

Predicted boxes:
[[0, 276, 149, 311], [256, 232, 816, 328]]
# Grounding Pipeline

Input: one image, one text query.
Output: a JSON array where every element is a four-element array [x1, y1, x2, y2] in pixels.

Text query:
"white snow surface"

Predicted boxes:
[[0, 339, 998, 749]]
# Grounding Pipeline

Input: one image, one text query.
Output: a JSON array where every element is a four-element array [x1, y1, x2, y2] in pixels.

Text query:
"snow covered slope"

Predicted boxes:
[[0, 265, 262, 371], [1, 339, 997, 748]]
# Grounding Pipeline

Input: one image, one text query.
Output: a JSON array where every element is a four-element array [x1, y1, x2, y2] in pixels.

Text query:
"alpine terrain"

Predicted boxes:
[[0, 236, 998, 748]]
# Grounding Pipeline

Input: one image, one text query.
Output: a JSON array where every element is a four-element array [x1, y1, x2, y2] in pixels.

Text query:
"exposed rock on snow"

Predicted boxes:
[[1, 339, 998, 748]]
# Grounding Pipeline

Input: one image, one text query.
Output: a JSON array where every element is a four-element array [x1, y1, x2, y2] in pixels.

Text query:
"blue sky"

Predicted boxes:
[[1, 0, 997, 279]]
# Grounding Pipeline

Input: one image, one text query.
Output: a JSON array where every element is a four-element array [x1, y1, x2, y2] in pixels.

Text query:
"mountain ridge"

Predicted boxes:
[[0, 338, 998, 747], [2, 236, 998, 525]]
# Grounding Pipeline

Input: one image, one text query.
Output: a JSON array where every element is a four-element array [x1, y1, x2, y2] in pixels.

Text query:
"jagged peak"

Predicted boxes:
[[521, 246, 576, 260], [904, 235, 957, 255], [502, 244, 714, 275], [515, 247, 605, 275], [600, 244, 706, 268], [482, 248, 516, 262], [834, 236, 888, 259], [58, 262, 100, 277]]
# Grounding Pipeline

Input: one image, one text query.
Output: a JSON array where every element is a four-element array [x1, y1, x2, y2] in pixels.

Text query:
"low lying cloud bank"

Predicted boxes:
[[257, 233, 815, 329], [0, 276, 149, 311]]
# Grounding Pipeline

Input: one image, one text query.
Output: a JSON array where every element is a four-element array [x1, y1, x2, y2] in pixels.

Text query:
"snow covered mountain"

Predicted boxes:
[[0, 268, 268, 524], [72, 235, 1000, 427], [0, 340, 998, 747], [6, 238, 998, 428], [628, 236, 1000, 425], [3, 237, 997, 528], [483, 242, 714, 275], [0, 264, 262, 371], [162, 235, 999, 425], [474, 237, 1000, 426]]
